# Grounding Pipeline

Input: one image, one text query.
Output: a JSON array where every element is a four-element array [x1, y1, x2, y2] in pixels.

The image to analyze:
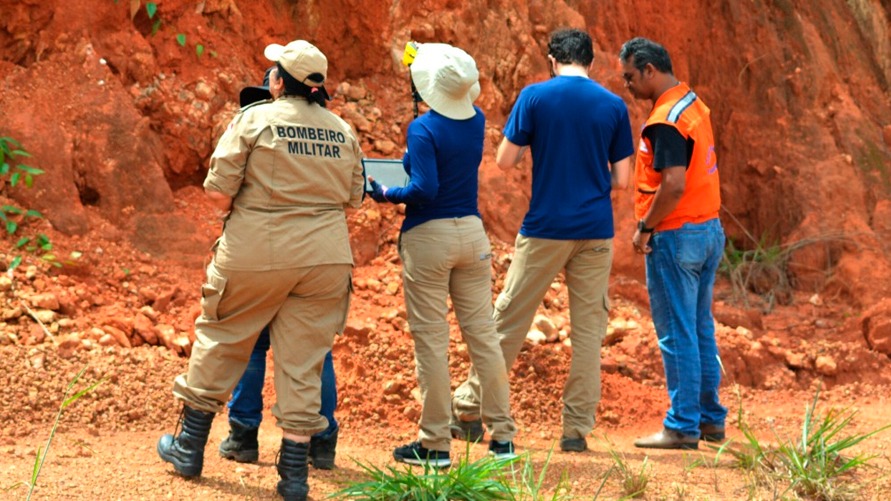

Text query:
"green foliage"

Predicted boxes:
[[145, 2, 161, 34], [496, 445, 574, 501], [720, 234, 788, 307], [0, 136, 54, 270], [4, 367, 105, 500], [719, 206, 854, 310], [717, 386, 891, 500], [334, 445, 576, 500], [775, 390, 890, 500], [716, 388, 780, 479], [175, 33, 209, 59], [335, 454, 517, 500], [605, 446, 651, 499], [1, 137, 44, 189]]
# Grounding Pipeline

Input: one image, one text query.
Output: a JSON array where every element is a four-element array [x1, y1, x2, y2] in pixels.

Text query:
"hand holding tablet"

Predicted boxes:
[[362, 158, 409, 193]]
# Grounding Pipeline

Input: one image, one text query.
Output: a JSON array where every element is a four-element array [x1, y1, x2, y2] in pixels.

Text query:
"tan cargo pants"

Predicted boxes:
[[453, 235, 613, 440], [400, 216, 517, 452], [173, 261, 351, 436]]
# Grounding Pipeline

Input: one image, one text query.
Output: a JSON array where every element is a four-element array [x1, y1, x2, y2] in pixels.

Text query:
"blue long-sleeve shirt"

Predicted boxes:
[[384, 107, 484, 233]]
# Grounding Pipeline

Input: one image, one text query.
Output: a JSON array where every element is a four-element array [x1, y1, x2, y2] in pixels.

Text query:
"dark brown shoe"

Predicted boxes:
[[560, 436, 588, 452], [634, 429, 698, 450], [699, 423, 725, 442]]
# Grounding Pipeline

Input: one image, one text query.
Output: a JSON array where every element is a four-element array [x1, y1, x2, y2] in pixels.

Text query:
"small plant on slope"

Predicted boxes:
[[0, 136, 55, 270], [2, 366, 104, 500]]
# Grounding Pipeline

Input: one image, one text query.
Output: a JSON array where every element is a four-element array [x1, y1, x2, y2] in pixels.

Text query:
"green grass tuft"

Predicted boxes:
[[603, 444, 651, 499], [716, 385, 890, 500], [333, 443, 576, 500]]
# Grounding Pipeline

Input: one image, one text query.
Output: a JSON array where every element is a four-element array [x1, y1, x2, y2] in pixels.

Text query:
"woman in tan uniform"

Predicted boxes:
[[157, 40, 363, 501]]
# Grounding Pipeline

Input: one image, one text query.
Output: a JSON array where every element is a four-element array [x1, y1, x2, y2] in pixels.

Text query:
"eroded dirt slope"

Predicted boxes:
[[1, 1, 891, 498]]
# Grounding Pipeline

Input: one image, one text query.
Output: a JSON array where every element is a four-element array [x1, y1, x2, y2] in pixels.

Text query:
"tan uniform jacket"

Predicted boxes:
[[204, 96, 364, 271]]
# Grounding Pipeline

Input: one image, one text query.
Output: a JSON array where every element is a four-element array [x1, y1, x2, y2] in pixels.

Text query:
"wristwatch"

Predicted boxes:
[[637, 219, 655, 233]]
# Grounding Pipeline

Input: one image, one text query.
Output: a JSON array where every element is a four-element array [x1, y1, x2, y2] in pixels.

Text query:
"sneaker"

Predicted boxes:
[[560, 436, 588, 452], [392, 441, 451, 468], [488, 440, 517, 460]]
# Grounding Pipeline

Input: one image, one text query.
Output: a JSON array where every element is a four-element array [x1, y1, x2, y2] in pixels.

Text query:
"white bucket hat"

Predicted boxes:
[[410, 43, 480, 120], [264, 40, 327, 87]]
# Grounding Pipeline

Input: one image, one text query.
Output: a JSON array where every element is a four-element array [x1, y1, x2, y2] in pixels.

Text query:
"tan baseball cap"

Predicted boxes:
[[264, 40, 327, 87]]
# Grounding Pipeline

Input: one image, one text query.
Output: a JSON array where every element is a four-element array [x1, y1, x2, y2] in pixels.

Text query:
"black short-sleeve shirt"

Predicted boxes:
[[642, 123, 694, 170]]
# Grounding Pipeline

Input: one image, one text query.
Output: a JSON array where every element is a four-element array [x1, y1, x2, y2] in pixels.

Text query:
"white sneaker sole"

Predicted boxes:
[[395, 456, 451, 468]]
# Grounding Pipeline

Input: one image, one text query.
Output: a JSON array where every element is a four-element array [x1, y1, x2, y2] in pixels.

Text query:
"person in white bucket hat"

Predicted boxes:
[[408, 43, 481, 119], [158, 40, 363, 501], [368, 42, 518, 468]]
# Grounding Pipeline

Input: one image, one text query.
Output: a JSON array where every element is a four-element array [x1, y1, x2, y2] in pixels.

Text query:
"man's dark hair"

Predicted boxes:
[[548, 28, 594, 67], [619, 37, 673, 74], [276, 62, 328, 107]]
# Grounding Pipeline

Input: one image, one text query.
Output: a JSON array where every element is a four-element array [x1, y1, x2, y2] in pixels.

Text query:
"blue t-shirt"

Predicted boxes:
[[503, 76, 634, 239], [384, 107, 484, 233]]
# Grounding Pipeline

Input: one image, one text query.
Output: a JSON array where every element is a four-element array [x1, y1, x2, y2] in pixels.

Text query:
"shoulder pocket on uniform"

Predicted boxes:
[[200, 266, 228, 321]]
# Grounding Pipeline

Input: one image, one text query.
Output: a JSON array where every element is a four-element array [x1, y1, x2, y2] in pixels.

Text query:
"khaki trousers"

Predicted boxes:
[[400, 216, 517, 452], [173, 261, 351, 436], [453, 235, 612, 439]]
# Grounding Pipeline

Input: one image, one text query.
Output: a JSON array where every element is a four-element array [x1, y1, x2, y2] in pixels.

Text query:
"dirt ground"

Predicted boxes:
[[1, 188, 890, 500], [2, 0, 891, 499], [2, 390, 890, 500]]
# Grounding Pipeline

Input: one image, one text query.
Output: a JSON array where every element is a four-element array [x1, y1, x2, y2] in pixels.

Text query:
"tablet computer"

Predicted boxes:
[[362, 158, 409, 193]]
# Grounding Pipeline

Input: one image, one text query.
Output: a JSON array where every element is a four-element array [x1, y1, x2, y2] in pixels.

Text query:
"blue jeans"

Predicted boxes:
[[646, 218, 728, 437], [227, 325, 338, 438]]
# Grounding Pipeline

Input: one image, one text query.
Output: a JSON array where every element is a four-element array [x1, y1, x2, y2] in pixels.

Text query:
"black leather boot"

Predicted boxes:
[[276, 439, 310, 501], [219, 420, 260, 463], [308, 426, 338, 470], [157, 406, 215, 477]]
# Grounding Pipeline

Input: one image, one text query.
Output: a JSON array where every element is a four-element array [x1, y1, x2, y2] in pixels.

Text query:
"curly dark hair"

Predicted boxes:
[[547, 28, 594, 66]]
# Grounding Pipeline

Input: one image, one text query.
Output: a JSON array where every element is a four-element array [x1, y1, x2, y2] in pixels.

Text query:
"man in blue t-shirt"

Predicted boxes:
[[452, 28, 634, 453]]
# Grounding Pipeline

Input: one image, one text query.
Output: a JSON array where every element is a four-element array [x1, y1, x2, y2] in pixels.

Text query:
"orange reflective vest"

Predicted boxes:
[[633, 82, 720, 231]]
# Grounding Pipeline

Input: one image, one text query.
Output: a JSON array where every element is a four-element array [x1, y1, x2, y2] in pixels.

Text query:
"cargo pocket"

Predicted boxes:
[[336, 273, 353, 335], [494, 292, 512, 315], [200, 265, 228, 321], [597, 295, 611, 342]]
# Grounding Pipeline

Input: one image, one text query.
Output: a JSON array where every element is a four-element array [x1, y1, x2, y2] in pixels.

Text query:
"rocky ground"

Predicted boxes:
[[2, 0, 890, 498], [0, 188, 890, 499]]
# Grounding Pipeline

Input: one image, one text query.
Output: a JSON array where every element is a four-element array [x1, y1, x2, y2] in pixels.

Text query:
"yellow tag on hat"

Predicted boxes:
[[402, 41, 419, 67]]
